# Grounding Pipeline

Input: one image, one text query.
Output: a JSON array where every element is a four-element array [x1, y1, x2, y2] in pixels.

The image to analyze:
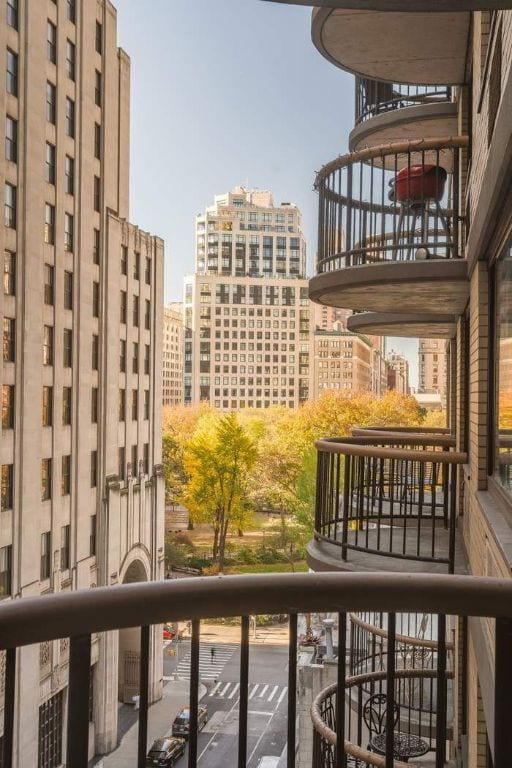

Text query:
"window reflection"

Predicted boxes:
[[496, 244, 512, 494]]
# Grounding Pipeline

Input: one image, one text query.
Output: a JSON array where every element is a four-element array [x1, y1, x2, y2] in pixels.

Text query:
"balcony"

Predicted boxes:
[[350, 79, 456, 155], [346, 311, 457, 339], [309, 138, 468, 317], [2, 573, 512, 767], [309, 433, 467, 574]]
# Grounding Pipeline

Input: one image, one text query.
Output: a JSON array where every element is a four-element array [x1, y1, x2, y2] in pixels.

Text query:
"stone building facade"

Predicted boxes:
[[162, 303, 183, 406]]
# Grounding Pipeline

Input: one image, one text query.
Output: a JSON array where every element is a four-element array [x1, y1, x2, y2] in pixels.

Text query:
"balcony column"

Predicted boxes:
[[93, 632, 119, 754]]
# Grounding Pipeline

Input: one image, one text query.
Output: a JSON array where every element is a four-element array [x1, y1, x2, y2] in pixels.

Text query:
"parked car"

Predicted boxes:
[[163, 625, 175, 640], [171, 705, 208, 737], [145, 737, 185, 767]]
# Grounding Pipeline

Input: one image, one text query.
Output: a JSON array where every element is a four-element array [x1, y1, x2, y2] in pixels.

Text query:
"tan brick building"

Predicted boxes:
[[162, 303, 183, 406], [311, 330, 373, 398], [418, 338, 447, 404]]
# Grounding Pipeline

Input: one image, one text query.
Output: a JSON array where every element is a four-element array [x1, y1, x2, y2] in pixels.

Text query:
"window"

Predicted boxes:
[[3, 318, 15, 362], [45, 142, 56, 184], [0, 545, 12, 598], [118, 389, 125, 421], [61, 457, 71, 497], [120, 290, 127, 323], [41, 460, 52, 502], [143, 443, 149, 474], [90, 450, 97, 488], [134, 252, 140, 280], [4, 250, 15, 295], [65, 97, 75, 137], [133, 295, 139, 327], [64, 270, 73, 309], [60, 524, 70, 569], [67, 0, 75, 23], [144, 389, 149, 420], [91, 387, 98, 423], [5, 183, 16, 228], [94, 70, 101, 106], [5, 116, 17, 162], [131, 445, 138, 476], [93, 175, 100, 212], [93, 228, 100, 264], [144, 344, 150, 375], [46, 82, 56, 124], [6, 0, 17, 29], [495, 242, 512, 496], [121, 246, 127, 275], [1, 465, 13, 510], [43, 325, 53, 365], [2, 385, 14, 429], [63, 328, 72, 367], [65, 156, 74, 195], [64, 213, 74, 252], [47, 21, 57, 63], [92, 281, 99, 317], [132, 342, 139, 373], [95, 21, 103, 54], [6, 49, 17, 96], [44, 264, 54, 304], [145, 257, 151, 284], [44, 203, 55, 244], [145, 300, 151, 330], [92, 334, 99, 370], [62, 387, 72, 425], [66, 39, 75, 80], [94, 122, 101, 159], [120, 339, 126, 371], [118, 447, 125, 481], [90, 515, 97, 556], [38, 691, 63, 768], [131, 389, 138, 420], [42, 386, 53, 427]]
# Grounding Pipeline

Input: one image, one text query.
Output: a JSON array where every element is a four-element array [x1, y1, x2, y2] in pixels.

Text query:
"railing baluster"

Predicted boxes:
[[385, 613, 396, 768], [336, 613, 346, 768], [137, 625, 150, 768], [2, 647, 16, 768], [188, 619, 200, 768], [66, 634, 91, 768], [238, 616, 249, 768], [435, 614, 447, 768], [341, 455, 350, 561], [494, 618, 512, 767], [288, 613, 297, 768]]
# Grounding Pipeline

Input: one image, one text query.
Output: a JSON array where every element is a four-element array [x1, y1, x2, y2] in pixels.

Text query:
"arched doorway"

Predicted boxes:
[[118, 558, 148, 703]]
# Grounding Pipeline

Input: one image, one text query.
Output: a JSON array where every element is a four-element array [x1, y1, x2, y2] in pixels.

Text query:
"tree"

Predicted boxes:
[[180, 413, 257, 572]]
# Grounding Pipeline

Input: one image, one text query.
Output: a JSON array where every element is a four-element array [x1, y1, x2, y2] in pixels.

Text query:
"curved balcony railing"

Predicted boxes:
[[315, 137, 468, 274], [1, 573, 512, 768], [355, 78, 452, 125], [314, 436, 466, 572]]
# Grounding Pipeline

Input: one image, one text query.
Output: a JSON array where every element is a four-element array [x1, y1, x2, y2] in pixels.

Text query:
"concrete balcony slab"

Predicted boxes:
[[346, 311, 456, 338]]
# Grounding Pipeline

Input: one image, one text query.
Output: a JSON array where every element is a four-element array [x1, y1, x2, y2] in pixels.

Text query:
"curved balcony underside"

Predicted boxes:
[[350, 102, 458, 156], [346, 311, 457, 338], [309, 259, 468, 314], [312, 8, 471, 84], [267, 1, 510, 8]]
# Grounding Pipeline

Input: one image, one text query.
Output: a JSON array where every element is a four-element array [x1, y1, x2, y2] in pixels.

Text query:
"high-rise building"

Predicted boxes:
[[387, 350, 410, 394], [311, 330, 373, 398], [0, 1, 164, 762], [184, 187, 311, 409], [418, 338, 447, 403], [163, 303, 183, 406], [314, 304, 350, 331]]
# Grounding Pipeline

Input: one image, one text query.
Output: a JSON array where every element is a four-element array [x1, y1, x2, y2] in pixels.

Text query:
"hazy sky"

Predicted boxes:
[[115, 0, 419, 386]]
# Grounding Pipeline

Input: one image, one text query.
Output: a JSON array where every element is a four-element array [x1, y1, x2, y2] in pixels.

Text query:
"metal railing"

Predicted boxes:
[[314, 436, 466, 571], [1, 573, 512, 768], [315, 137, 468, 274], [355, 78, 452, 126]]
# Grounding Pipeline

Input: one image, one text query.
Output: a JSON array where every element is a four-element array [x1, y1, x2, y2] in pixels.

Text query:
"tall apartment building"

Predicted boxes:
[[311, 330, 372, 398], [184, 187, 311, 410], [313, 303, 350, 331], [163, 302, 183, 406], [0, 1, 164, 763], [387, 350, 410, 394], [418, 338, 447, 403]]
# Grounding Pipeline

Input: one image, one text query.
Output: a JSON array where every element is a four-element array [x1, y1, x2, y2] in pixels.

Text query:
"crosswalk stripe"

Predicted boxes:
[[277, 687, 288, 706], [249, 684, 259, 699], [219, 682, 231, 697], [209, 681, 222, 696], [258, 684, 269, 698], [268, 685, 278, 702], [228, 683, 240, 699]]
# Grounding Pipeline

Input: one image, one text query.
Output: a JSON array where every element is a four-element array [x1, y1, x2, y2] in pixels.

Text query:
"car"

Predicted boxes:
[[163, 626, 175, 640], [171, 705, 208, 737], [145, 736, 185, 767]]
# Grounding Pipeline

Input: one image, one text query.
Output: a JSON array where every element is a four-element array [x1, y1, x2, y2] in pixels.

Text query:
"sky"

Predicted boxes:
[[114, 0, 419, 387]]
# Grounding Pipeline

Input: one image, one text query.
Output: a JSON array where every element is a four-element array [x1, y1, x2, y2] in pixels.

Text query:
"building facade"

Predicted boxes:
[[418, 337, 448, 403], [387, 350, 410, 394], [0, 1, 164, 764], [162, 303, 183, 406], [184, 188, 311, 410], [311, 330, 373, 398]]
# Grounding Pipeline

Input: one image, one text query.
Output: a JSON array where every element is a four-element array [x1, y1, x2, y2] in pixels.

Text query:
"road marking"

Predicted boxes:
[[228, 682, 240, 699], [267, 685, 279, 702], [219, 682, 231, 697], [258, 684, 269, 698], [208, 681, 222, 696], [249, 684, 259, 699], [277, 686, 288, 706], [248, 711, 273, 716]]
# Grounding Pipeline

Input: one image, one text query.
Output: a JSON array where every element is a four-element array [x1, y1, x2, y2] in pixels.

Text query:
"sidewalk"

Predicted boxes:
[[92, 679, 206, 768]]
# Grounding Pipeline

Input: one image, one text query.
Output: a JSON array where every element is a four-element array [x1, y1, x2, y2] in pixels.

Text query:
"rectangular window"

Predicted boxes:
[[64, 213, 74, 252], [144, 344, 150, 375], [134, 252, 140, 280], [65, 155, 74, 195], [93, 228, 100, 264], [90, 515, 97, 556], [67, 0, 75, 23], [44, 264, 54, 304], [143, 443, 149, 474], [145, 299, 151, 330], [2, 385, 14, 429], [118, 389, 125, 421], [42, 386, 53, 427], [120, 290, 127, 323], [41, 460, 52, 502], [44, 203, 55, 244], [3, 318, 15, 362], [64, 270, 73, 309], [66, 39, 75, 80], [133, 295, 139, 327], [60, 524, 70, 569], [120, 339, 126, 372], [5, 183, 16, 228], [92, 334, 99, 370], [63, 328, 72, 367], [144, 389, 149, 420], [90, 451, 97, 488], [40, 531, 51, 579], [47, 20, 57, 63], [4, 250, 15, 295], [95, 21, 103, 54], [43, 325, 53, 365], [131, 445, 138, 475], [6, 0, 17, 29], [1, 465, 13, 510], [121, 246, 128, 275], [38, 691, 63, 768], [92, 281, 99, 317], [94, 122, 101, 159], [61, 456, 71, 497], [91, 387, 98, 423], [145, 257, 151, 284], [45, 143, 55, 184], [93, 175, 100, 212], [118, 447, 125, 481], [46, 81, 56, 124], [495, 243, 512, 497], [131, 389, 138, 420], [6, 49, 17, 96], [65, 97, 75, 138], [132, 342, 139, 373], [62, 387, 72, 425], [94, 69, 102, 106], [5, 116, 17, 162], [0, 545, 12, 598]]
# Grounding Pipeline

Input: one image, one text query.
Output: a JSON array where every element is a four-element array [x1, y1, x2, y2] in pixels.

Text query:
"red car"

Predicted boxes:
[[163, 626, 176, 640]]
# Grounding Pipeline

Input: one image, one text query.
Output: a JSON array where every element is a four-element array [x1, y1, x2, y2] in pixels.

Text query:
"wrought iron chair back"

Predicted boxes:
[[362, 693, 400, 736]]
